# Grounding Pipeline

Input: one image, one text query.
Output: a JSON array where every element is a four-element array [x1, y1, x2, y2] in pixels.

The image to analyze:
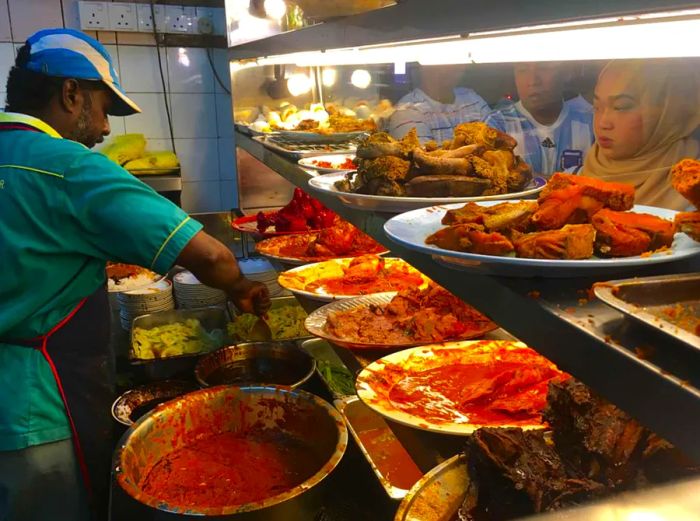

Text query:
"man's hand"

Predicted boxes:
[[229, 278, 271, 315], [176, 231, 271, 316]]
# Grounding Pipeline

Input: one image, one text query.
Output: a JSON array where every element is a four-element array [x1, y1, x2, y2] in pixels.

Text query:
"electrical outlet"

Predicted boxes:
[[194, 7, 214, 35], [78, 1, 109, 30], [164, 6, 195, 34], [108, 3, 137, 32], [136, 3, 166, 32]]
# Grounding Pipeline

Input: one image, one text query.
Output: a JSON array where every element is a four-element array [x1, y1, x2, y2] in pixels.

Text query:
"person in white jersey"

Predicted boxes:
[[388, 64, 490, 144], [485, 62, 595, 177]]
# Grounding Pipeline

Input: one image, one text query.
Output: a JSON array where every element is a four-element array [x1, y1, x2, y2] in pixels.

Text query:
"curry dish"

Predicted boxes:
[[325, 284, 495, 344]]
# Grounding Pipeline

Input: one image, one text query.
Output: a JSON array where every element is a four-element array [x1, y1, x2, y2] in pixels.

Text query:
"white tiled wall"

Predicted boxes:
[[0, 0, 237, 213]]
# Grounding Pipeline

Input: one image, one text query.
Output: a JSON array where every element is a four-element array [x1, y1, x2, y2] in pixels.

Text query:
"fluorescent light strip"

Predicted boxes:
[[251, 10, 700, 67]]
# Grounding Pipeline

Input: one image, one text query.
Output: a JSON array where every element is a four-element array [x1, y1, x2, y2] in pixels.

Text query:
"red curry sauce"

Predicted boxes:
[[140, 431, 319, 509]]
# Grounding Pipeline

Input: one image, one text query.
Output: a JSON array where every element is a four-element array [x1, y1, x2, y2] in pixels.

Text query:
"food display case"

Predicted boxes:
[[223, 0, 700, 518]]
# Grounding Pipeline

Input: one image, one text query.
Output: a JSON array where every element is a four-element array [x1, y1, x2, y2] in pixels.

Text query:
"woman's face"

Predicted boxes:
[[593, 69, 646, 160]]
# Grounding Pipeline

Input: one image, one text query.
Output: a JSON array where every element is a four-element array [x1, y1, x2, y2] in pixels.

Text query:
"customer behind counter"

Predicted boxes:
[[581, 59, 700, 210], [388, 64, 491, 144], [485, 62, 595, 177], [0, 29, 270, 521]]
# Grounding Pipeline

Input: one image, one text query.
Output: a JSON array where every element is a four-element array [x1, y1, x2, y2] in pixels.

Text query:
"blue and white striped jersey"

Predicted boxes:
[[388, 88, 491, 144], [484, 99, 594, 177]]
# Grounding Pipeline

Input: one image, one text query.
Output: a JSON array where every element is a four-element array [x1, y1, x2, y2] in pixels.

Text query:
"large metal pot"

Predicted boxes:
[[194, 341, 316, 389], [114, 385, 348, 520]]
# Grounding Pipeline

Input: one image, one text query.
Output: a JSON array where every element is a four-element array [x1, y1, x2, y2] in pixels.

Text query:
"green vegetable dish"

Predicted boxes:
[[317, 360, 356, 396], [132, 319, 225, 359], [227, 304, 309, 341]]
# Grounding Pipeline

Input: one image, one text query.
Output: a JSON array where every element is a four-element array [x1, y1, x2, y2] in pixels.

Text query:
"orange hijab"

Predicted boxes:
[[582, 59, 700, 210]]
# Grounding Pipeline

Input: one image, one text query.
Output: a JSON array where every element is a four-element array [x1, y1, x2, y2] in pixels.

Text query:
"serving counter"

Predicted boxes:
[[234, 131, 700, 465]]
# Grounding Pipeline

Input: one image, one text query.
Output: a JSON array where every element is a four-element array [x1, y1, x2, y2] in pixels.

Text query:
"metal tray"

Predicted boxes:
[[594, 273, 700, 350], [129, 307, 228, 381], [394, 454, 467, 521], [228, 296, 313, 342], [252, 135, 358, 159], [335, 396, 424, 500], [301, 338, 356, 400]]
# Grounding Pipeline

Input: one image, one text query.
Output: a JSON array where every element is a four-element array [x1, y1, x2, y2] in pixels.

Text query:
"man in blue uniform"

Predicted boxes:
[[485, 62, 595, 177], [0, 29, 270, 520]]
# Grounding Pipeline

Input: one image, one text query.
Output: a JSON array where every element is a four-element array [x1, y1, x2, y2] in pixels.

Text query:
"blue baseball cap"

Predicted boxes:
[[22, 28, 141, 116]]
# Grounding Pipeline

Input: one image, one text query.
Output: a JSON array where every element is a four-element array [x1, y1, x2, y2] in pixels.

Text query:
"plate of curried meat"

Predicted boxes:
[[383, 173, 700, 274], [278, 255, 430, 301], [355, 340, 568, 435], [255, 218, 388, 265], [304, 284, 497, 349]]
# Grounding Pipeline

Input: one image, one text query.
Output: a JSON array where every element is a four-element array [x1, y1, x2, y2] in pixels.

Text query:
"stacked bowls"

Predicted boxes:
[[117, 279, 175, 330], [239, 257, 289, 298], [173, 270, 228, 309]]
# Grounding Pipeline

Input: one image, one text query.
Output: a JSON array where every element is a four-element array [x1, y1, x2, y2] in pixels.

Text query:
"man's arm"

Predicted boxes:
[[176, 230, 270, 315]]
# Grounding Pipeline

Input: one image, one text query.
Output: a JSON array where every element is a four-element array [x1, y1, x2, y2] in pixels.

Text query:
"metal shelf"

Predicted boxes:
[[235, 131, 700, 461], [228, 0, 699, 59], [134, 174, 182, 193]]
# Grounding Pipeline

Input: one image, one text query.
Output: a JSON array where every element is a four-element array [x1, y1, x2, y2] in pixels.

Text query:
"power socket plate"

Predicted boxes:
[[164, 5, 195, 34], [108, 3, 138, 32], [78, 1, 109, 30], [136, 3, 166, 32]]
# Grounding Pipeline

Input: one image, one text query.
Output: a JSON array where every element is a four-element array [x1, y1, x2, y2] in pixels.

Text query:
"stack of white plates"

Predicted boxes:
[[238, 258, 289, 298], [173, 270, 228, 309], [117, 279, 174, 330]]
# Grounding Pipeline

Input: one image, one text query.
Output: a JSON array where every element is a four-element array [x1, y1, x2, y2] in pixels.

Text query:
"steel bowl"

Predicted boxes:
[[111, 380, 198, 426], [194, 341, 316, 389], [114, 385, 348, 520]]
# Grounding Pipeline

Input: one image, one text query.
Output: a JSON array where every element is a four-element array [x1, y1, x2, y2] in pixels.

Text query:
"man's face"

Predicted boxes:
[[514, 62, 565, 112], [65, 85, 112, 149]]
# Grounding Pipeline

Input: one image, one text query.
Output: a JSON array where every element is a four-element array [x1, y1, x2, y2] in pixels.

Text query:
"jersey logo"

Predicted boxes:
[[541, 137, 556, 148], [560, 149, 584, 170]]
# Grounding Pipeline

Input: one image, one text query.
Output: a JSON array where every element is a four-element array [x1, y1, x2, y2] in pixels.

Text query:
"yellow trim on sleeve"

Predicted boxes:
[[0, 164, 64, 179], [150, 216, 192, 270], [0, 112, 63, 138]]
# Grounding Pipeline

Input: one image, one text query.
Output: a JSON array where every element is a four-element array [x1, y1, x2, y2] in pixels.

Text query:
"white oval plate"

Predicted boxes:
[[355, 340, 553, 435], [297, 154, 357, 173], [278, 257, 430, 302], [308, 173, 547, 213], [383, 201, 700, 274]]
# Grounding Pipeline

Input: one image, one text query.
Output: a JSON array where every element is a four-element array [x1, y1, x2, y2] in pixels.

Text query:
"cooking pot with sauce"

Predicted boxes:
[[194, 341, 316, 389], [114, 385, 348, 520]]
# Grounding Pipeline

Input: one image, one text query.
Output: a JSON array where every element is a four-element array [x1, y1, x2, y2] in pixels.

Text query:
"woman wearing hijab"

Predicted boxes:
[[582, 58, 700, 210]]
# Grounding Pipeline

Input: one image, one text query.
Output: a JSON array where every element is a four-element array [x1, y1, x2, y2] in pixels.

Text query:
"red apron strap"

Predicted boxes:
[[34, 298, 94, 497]]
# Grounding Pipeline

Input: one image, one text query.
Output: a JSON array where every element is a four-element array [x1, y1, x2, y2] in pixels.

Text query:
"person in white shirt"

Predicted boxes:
[[485, 62, 595, 177], [388, 64, 491, 144]]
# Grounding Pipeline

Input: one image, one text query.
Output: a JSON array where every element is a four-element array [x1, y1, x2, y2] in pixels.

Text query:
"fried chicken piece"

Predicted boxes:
[[426, 223, 515, 256], [540, 173, 635, 210], [355, 131, 416, 159], [357, 156, 411, 182], [674, 211, 700, 242], [514, 224, 596, 260], [442, 201, 538, 232], [471, 155, 508, 194], [671, 158, 700, 208], [508, 156, 534, 191], [451, 122, 518, 150], [592, 209, 674, 257], [532, 174, 636, 230]]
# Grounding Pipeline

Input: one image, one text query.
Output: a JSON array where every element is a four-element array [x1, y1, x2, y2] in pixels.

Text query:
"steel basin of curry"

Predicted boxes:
[[114, 386, 347, 519]]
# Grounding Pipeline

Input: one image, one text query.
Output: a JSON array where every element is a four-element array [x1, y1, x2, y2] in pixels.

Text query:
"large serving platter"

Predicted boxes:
[[297, 154, 357, 173], [256, 233, 388, 266], [304, 293, 496, 350], [231, 212, 327, 239], [307, 172, 547, 213], [383, 201, 700, 276], [278, 257, 430, 302], [355, 340, 555, 435], [277, 130, 368, 143]]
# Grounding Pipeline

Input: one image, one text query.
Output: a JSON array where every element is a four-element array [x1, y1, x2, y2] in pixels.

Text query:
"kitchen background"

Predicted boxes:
[[0, 0, 237, 213]]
